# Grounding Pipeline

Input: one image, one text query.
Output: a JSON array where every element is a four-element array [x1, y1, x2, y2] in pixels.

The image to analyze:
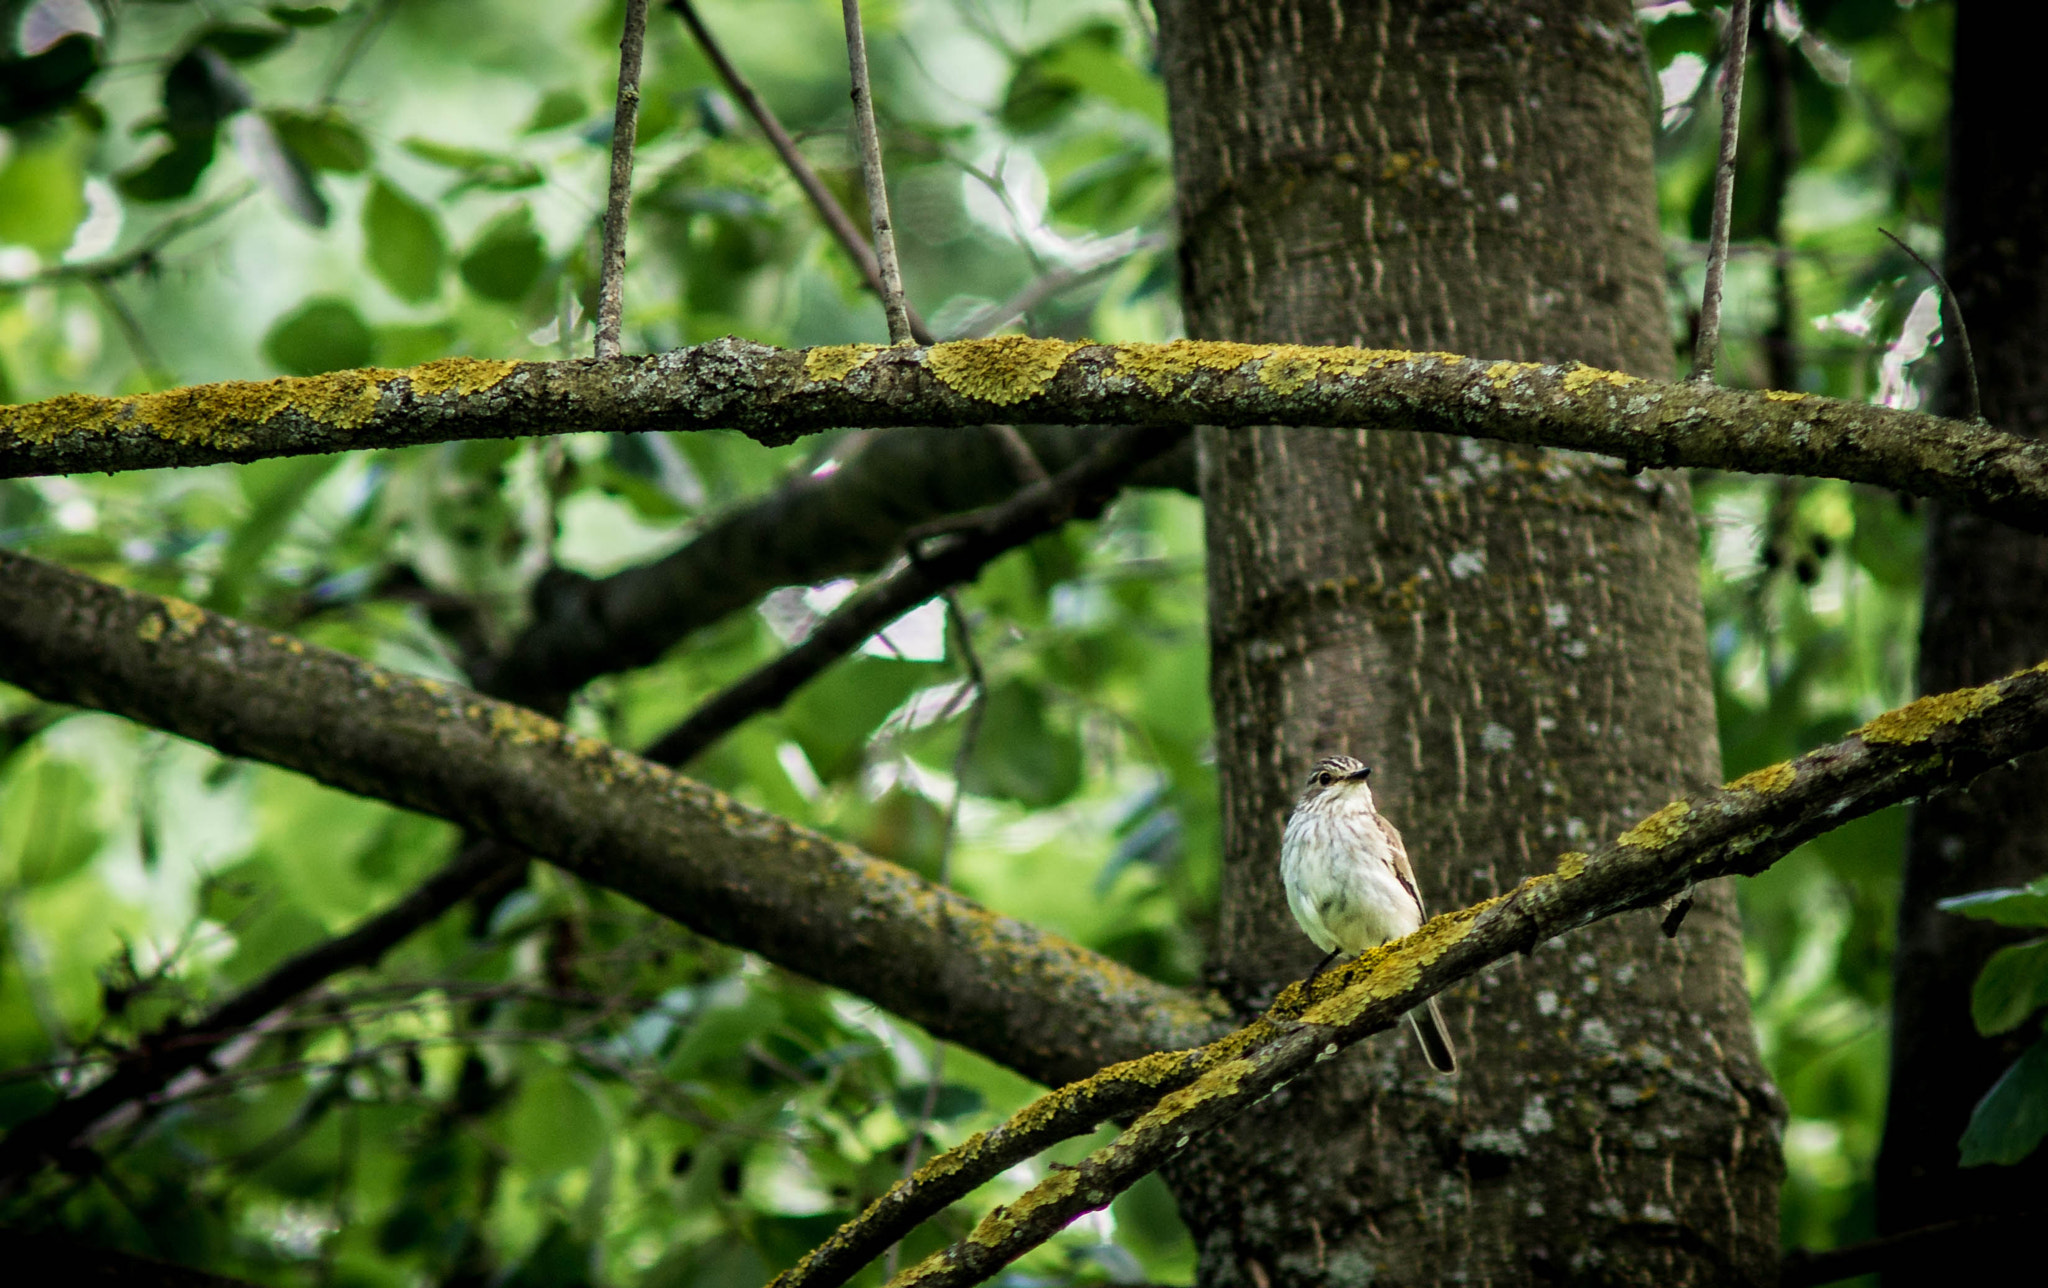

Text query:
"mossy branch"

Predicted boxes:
[[823, 661, 2048, 1288], [0, 550, 1228, 1093], [6, 339, 2046, 535]]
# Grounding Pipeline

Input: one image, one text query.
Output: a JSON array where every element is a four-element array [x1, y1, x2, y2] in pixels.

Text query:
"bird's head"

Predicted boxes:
[[1300, 754, 1374, 807]]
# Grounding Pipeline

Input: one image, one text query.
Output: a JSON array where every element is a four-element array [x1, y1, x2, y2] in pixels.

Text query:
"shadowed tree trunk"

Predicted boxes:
[[1879, 0, 2048, 1274], [1155, 2, 1782, 1282]]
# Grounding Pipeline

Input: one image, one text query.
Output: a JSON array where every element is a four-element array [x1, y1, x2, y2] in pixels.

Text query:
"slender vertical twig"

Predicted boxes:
[[1877, 227, 1983, 424], [1690, 0, 1752, 383], [882, 591, 987, 1279], [839, 0, 914, 345], [594, 0, 652, 359], [1758, 9, 1801, 394]]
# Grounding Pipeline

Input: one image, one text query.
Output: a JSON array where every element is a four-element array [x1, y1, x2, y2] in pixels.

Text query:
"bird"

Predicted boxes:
[[1280, 754, 1458, 1074]]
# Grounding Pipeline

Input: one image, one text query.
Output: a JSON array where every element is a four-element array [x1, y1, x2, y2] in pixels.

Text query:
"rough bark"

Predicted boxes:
[[1879, 0, 2048, 1272], [0, 551, 1226, 1104], [1158, 2, 1781, 1284]]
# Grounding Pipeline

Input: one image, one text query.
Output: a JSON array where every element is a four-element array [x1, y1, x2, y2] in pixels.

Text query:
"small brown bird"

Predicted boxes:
[[1280, 755, 1458, 1073]]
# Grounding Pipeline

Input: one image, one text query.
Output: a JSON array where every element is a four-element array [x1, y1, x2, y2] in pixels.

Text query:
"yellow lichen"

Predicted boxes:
[[1301, 903, 1487, 1027], [1617, 799, 1692, 850], [1487, 360, 1545, 388], [1764, 389, 1809, 401], [136, 615, 165, 643], [409, 357, 519, 398], [1856, 682, 2004, 745], [803, 344, 885, 383], [280, 368, 393, 428], [1556, 851, 1590, 879], [965, 1168, 1083, 1247], [1728, 761, 1796, 795], [926, 336, 1076, 405], [162, 598, 207, 640], [1561, 364, 1642, 395], [1113, 340, 1270, 394]]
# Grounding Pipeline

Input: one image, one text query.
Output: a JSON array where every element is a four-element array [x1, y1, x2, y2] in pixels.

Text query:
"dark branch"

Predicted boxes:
[[478, 421, 1192, 707], [1691, 0, 1751, 382], [642, 422, 1184, 763]]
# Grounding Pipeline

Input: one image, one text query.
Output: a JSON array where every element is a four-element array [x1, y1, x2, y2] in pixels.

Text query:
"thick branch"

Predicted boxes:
[[871, 660, 2048, 1288], [0, 551, 1228, 1093], [7, 341, 2045, 536], [477, 422, 1193, 705]]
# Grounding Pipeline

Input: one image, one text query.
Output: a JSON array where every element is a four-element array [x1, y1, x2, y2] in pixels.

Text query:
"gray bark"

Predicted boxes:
[[1157, 2, 1781, 1283]]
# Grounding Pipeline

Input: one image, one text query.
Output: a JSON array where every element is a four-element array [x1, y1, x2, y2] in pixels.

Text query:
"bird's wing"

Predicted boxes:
[[1379, 813, 1426, 916]]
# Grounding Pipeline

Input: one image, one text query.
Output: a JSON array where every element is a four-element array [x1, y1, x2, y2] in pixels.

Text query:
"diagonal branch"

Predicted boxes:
[[8, 341, 2046, 537], [0, 551, 1229, 1096], [1690, 0, 1751, 382], [838, 0, 913, 344], [476, 421, 1193, 707], [641, 422, 1183, 763], [849, 660, 2048, 1288]]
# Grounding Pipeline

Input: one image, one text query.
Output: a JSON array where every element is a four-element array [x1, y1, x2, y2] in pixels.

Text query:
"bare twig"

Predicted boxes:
[[839, 0, 914, 344], [1691, 0, 1752, 383], [669, 0, 934, 342], [594, 0, 652, 359], [948, 231, 1167, 340], [1758, 11, 1801, 394], [0, 185, 256, 294], [882, 592, 987, 1279], [1778, 1209, 2044, 1287], [640, 422, 1184, 767], [1878, 227, 1983, 424], [0, 838, 517, 1192]]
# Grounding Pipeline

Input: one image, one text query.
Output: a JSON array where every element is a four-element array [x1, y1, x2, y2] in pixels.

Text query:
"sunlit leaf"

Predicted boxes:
[[1972, 939, 2048, 1036], [263, 296, 374, 374], [458, 203, 546, 302], [364, 177, 446, 302], [1941, 878, 2048, 928]]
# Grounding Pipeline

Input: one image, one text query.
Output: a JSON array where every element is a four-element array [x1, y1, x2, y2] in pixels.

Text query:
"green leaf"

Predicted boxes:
[[263, 296, 374, 375], [199, 24, 294, 63], [458, 204, 546, 303], [0, 749, 104, 888], [1940, 877, 2048, 928], [116, 134, 217, 202], [0, 115, 89, 250], [1959, 1034, 2048, 1167], [784, 657, 938, 782], [363, 177, 446, 302], [1972, 938, 2048, 1036], [960, 678, 1083, 807], [891, 1082, 984, 1123], [402, 137, 544, 191], [233, 112, 329, 226], [268, 4, 344, 26], [524, 88, 588, 134], [265, 107, 368, 172], [206, 455, 338, 615], [504, 1066, 609, 1175]]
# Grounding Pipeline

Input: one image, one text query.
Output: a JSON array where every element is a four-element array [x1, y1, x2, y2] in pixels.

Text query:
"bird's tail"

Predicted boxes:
[[1407, 998, 1458, 1074]]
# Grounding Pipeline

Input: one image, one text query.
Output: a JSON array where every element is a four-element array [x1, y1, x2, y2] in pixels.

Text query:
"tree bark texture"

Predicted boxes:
[[1880, 0, 2048, 1271], [1157, 2, 1782, 1284]]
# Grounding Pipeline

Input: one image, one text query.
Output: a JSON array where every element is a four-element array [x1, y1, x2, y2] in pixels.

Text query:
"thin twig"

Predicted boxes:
[[948, 231, 1167, 340], [0, 185, 256, 294], [595, 0, 652, 359], [882, 592, 987, 1279], [85, 279, 171, 389], [1878, 226, 1983, 424], [0, 838, 516, 1193], [668, 0, 935, 342], [1691, 0, 1753, 383], [839, 0, 914, 344]]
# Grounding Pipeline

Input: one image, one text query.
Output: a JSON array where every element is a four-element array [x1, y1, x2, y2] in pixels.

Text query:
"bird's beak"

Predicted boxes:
[[1345, 766, 1373, 782]]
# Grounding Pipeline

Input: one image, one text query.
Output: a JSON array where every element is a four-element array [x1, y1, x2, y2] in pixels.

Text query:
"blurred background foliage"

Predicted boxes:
[[0, 0, 1993, 1284]]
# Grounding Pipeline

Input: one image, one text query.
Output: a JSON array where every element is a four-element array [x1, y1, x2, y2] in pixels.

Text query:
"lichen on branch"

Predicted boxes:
[[847, 658, 2048, 1288], [6, 339, 2046, 536]]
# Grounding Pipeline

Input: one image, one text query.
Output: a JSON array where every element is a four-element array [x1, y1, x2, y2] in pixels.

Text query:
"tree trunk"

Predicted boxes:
[[1155, 2, 1782, 1283], [1879, 0, 2048, 1272]]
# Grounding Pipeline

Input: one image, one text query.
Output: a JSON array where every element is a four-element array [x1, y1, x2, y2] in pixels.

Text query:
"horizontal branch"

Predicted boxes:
[[873, 659, 2048, 1288], [7, 340, 2044, 534], [0, 551, 1228, 1091]]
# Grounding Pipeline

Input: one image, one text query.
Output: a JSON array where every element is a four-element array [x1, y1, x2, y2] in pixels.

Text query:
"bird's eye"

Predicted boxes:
[[1314, 771, 1330, 785]]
